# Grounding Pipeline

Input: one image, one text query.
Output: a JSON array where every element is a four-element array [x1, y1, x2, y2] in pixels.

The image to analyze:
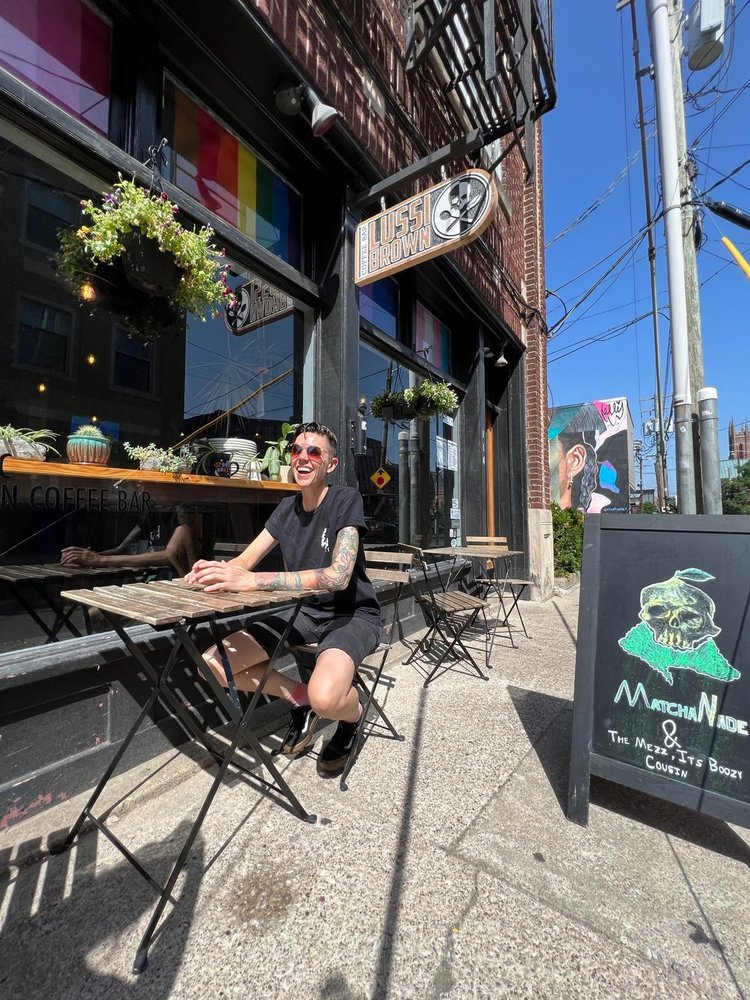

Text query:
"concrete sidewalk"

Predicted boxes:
[[2, 587, 749, 1000]]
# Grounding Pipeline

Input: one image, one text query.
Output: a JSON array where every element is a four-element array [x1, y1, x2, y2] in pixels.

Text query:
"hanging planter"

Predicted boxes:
[[370, 381, 459, 421], [121, 232, 182, 297], [56, 175, 235, 344]]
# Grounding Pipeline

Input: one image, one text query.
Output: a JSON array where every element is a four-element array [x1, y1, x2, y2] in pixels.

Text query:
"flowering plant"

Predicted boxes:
[[57, 177, 235, 344], [123, 441, 197, 473]]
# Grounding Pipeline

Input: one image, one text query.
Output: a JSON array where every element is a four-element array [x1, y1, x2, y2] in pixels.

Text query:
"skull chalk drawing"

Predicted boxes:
[[618, 568, 740, 685]]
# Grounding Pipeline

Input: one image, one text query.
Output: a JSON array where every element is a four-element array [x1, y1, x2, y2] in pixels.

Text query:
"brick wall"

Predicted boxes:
[[253, 0, 549, 503]]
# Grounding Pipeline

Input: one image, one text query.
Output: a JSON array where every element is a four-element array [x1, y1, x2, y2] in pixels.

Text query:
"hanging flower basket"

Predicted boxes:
[[370, 381, 459, 421], [56, 176, 235, 344], [121, 232, 182, 296]]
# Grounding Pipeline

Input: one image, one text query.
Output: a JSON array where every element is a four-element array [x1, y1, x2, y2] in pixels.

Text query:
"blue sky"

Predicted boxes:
[[543, 0, 750, 490]]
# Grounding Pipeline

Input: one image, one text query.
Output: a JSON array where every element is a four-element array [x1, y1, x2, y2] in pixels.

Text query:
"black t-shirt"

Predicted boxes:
[[264, 485, 382, 624]]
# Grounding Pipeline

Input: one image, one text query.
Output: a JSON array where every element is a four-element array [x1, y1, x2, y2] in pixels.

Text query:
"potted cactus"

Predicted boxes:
[[66, 424, 111, 465]]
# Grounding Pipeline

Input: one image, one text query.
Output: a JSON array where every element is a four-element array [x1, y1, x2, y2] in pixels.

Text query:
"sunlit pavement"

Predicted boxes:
[[2, 586, 749, 1000]]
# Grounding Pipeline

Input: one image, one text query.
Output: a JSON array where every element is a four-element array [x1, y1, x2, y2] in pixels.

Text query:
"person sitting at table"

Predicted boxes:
[[186, 421, 383, 776], [61, 506, 203, 578]]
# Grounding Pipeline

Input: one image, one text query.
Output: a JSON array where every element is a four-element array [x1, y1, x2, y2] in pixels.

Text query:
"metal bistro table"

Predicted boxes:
[[0, 563, 142, 643], [55, 577, 325, 973], [424, 545, 524, 648]]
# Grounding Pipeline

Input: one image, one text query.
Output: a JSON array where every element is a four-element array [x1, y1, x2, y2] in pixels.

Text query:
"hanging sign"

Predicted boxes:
[[370, 467, 391, 490], [354, 169, 498, 287], [224, 274, 294, 335]]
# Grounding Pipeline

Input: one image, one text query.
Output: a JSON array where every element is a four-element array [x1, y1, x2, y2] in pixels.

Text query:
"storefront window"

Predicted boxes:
[[162, 78, 302, 269], [358, 341, 460, 547], [0, 135, 306, 656], [359, 279, 398, 339], [0, 0, 111, 134], [415, 301, 452, 374]]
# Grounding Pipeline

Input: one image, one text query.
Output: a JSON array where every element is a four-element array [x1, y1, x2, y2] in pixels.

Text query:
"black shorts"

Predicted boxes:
[[250, 608, 382, 666]]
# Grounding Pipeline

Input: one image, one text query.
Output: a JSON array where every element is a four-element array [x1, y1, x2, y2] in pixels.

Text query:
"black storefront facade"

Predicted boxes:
[[0, 0, 542, 826]]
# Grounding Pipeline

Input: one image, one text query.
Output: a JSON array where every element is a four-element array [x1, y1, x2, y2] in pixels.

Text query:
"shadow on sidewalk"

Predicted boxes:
[[508, 684, 750, 865], [0, 819, 203, 996]]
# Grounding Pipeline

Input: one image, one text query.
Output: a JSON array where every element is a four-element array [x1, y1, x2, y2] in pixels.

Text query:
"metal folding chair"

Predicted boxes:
[[290, 549, 413, 790], [400, 544, 492, 686]]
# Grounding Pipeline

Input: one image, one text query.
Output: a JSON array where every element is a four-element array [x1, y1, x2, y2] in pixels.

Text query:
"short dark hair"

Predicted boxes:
[[293, 421, 338, 457]]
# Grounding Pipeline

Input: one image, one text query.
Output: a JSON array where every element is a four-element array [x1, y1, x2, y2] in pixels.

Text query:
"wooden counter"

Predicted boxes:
[[1, 457, 299, 504]]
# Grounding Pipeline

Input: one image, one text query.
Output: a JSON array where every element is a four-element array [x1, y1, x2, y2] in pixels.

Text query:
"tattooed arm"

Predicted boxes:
[[191, 526, 360, 594]]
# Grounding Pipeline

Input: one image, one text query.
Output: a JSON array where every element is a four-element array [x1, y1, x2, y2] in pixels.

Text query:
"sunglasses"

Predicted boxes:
[[290, 443, 327, 461]]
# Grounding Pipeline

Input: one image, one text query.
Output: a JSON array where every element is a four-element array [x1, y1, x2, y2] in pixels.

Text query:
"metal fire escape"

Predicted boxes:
[[405, 0, 556, 179]]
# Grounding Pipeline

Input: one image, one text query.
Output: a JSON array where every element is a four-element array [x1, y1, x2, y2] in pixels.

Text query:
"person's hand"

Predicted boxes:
[[186, 559, 256, 593], [60, 546, 101, 567]]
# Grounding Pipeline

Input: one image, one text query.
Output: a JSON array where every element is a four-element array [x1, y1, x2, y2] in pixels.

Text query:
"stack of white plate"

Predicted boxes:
[[207, 437, 258, 477]]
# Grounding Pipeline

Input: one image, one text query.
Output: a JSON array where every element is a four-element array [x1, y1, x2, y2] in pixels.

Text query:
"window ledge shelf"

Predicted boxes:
[[1, 458, 299, 492]]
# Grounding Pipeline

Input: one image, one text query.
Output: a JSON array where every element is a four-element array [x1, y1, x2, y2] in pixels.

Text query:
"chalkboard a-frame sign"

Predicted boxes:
[[567, 513, 750, 828]]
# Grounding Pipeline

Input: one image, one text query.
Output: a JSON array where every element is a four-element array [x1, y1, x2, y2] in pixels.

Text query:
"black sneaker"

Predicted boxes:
[[282, 705, 320, 755], [318, 718, 360, 773]]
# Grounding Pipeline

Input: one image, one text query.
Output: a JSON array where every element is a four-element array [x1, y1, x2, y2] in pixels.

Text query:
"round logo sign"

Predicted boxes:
[[224, 285, 251, 334], [431, 174, 492, 241]]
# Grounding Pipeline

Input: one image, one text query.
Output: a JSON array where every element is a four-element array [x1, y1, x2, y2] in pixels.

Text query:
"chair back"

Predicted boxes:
[[365, 549, 413, 586], [465, 535, 508, 548]]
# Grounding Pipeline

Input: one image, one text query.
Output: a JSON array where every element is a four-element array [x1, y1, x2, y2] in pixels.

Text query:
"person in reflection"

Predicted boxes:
[[186, 422, 383, 775], [61, 506, 202, 578]]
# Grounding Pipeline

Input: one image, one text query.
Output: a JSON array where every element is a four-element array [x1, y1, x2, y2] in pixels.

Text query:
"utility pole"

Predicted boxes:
[[670, 0, 705, 405], [634, 439, 645, 511], [647, 0, 697, 513], [629, 2, 668, 511], [670, 0, 706, 509]]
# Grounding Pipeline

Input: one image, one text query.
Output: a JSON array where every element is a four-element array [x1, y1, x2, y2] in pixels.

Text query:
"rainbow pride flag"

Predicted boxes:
[[164, 80, 301, 268]]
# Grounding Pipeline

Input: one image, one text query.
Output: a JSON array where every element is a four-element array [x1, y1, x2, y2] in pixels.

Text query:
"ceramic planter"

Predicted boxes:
[[66, 435, 110, 465], [0, 439, 46, 461]]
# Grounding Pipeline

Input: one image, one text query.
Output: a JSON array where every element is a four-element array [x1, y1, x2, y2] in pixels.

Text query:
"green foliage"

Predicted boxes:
[[70, 424, 107, 440], [641, 501, 659, 514], [261, 422, 298, 477], [551, 502, 584, 576], [721, 463, 750, 514], [370, 381, 458, 419], [57, 176, 233, 343], [0, 425, 59, 456], [123, 441, 196, 473]]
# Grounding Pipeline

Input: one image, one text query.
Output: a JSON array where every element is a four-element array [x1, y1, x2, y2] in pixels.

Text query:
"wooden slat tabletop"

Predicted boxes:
[[0, 563, 143, 582], [59, 588, 184, 626], [60, 579, 327, 626]]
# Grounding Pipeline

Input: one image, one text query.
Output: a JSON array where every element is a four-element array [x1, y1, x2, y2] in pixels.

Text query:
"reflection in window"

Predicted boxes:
[[26, 181, 78, 251], [0, 0, 111, 134], [415, 301, 452, 374], [183, 269, 299, 447], [358, 340, 459, 547], [359, 279, 398, 338], [18, 297, 71, 372], [113, 329, 153, 394], [163, 78, 302, 268]]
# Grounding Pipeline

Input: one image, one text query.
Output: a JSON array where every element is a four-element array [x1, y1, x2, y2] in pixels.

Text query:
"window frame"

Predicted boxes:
[[110, 325, 158, 399], [14, 292, 77, 379]]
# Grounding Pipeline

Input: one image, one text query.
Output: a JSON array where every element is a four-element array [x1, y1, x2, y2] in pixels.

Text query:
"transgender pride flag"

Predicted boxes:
[[163, 79, 301, 269]]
